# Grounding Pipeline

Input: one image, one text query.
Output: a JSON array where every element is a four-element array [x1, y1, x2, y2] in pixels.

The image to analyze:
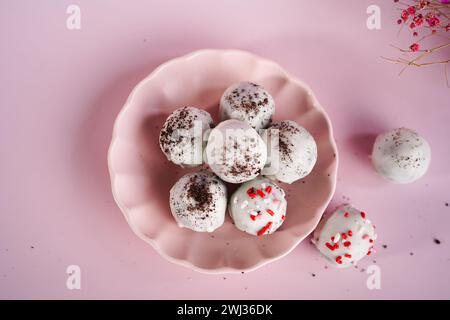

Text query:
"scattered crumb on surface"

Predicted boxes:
[[410, 252, 414, 256], [434, 238, 441, 245], [382, 244, 387, 249]]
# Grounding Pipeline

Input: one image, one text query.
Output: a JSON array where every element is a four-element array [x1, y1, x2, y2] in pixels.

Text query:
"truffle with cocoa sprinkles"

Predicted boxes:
[[159, 106, 213, 167], [205, 119, 267, 184], [220, 82, 275, 130], [169, 171, 227, 232]]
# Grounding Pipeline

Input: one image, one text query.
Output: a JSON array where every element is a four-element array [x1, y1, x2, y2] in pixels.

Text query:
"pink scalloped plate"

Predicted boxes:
[[108, 49, 338, 274]]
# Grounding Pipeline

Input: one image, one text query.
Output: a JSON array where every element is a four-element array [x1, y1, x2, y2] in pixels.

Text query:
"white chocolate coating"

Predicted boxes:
[[372, 127, 431, 184], [229, 177, 287, 236], [205, 119, 267, 184], [312, 205, 377, 268], [265, 120, 317, 184], [220, 82, 275, 130], [169, 171, 227, 232], [159, 106, 213, 167]]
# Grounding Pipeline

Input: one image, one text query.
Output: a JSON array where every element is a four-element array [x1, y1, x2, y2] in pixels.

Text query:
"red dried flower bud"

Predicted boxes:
[[407, 6, 416, 15], [401, 10, 409, 21], [413, 16, 423, 26], [410, 43, 420, 52]]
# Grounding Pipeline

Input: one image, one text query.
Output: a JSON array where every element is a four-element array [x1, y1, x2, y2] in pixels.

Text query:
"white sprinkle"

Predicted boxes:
[[261, 183, 266, 189], [249, 210, 258, 216], [240, 200, 248, 209], [333, 233, 340, 243], [373, 234, 378, 240], [365, 219, 372, 225], [233, 197, 238, 204], [356, 224, 364, 234]]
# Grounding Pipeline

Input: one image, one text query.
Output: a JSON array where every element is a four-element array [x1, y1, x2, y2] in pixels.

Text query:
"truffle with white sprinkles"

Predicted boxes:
[[229, 177, 287, 236], [169, 171, 227, 232], [265, 120, 317, 184], [312, 205, 377, 268], [159, 106, 213, 167], [220, 82, 275, 130], [205, 119, 267, 184], [372, 127, 431, 184]]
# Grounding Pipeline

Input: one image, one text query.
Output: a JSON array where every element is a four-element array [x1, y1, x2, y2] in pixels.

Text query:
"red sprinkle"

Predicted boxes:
[[360, 211, 366, 219], [343, 241, 351, 247], [325, 242, 335, 251], [266, 209, 275, 216], [344, 253, 352, 258], [335, 256, 343, 264], [281, 215, 286, 221], [256, 189, 265, 198], [342, 233, 348, 240], [250, 213, 261, 221], [344, 212, 349, 218], [257, 222, 272, 236], [369, 239, 374, 243], [367, 250, 372, 256], [331, 236, 335, 242], [265, 186, 272, 194], [362, 234, 370, 240], [247, 188, 256, 199], [347, 230, 353, 237]]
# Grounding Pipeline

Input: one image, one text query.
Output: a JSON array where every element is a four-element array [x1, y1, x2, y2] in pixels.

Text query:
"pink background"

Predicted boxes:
[[1, 0, 449, 299]]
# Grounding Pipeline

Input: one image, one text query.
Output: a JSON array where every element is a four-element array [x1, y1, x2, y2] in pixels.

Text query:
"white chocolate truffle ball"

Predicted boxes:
[[312, 205, 377, 268], [372, 127, 431, 184], [220, 82, 275, 130], [169, 171, 227, 232], [229, 177, 287, 236], [265, 120, 317, 184], [205, 119, 267, 184], [159, 106, 213, 167]]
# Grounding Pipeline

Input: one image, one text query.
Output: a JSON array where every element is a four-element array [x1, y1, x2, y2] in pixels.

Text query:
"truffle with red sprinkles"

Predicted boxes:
[[159, 106, 213, 167], [220, 82, 275, 130], [169, 171, 227, 232], [229, 177, 287, 236], [312, 205, 377, 268]]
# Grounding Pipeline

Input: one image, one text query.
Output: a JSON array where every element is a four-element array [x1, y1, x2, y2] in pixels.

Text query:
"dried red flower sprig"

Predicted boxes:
[[384, 0, 450, 86]]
